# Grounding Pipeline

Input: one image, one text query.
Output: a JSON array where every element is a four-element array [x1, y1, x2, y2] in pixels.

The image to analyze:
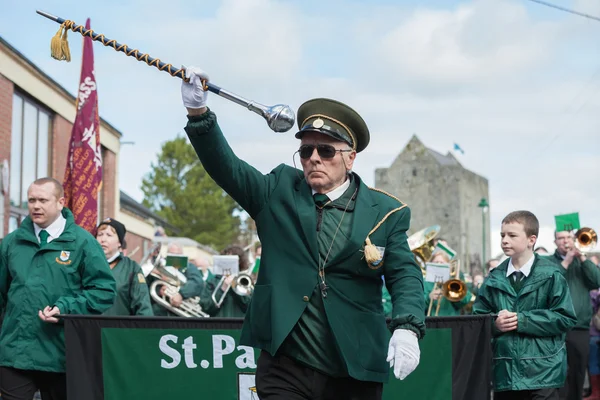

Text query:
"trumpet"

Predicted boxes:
[[212, 271, 254, 308], [574, 227, 597, 253]]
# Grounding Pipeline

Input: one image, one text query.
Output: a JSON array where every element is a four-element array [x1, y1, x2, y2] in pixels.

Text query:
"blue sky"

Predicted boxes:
[[1, 0, 599, 256]]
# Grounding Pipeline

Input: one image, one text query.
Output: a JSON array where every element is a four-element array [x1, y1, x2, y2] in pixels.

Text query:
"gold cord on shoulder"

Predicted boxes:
[[364, 188, 408, 270]]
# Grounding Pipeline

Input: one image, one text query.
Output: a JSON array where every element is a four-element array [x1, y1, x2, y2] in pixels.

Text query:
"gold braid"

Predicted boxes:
[[364, 188, 408, 270]]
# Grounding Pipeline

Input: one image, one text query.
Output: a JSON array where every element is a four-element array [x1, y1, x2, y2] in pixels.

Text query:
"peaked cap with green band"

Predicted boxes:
[[295, 98, 370, 153]]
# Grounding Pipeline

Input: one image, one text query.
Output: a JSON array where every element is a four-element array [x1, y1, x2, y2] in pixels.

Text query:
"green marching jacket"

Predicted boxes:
[[550, 251, 600, 330], [199, 273, 251, 318], [0, 208, 117, 373], [184, 110, 426, 383], [102, 255, 153, 316], [472, 255, 576, 391]]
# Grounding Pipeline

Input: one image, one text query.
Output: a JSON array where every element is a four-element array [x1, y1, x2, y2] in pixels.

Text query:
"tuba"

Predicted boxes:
[[440, 259, 468, 303], [408, 225, 441, 275], [574, 227, 597, 253], [212, 271, 254, 308], [143, 243, 209, 318]]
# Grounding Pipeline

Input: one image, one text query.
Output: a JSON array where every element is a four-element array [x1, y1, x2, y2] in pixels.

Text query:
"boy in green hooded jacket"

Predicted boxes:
[[473, 210, 576, 400]]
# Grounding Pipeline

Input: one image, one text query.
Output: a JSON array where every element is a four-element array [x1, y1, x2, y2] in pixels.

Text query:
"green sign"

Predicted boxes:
[[101, 327, 451, 400]]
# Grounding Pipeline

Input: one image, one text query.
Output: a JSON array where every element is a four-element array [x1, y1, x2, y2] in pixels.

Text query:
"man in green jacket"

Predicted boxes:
[[180, 67, 425, 400], [96, 218, 153, 316], [552, 230, 600, 400], [0, 177, 116, 400], [473, 211, 576, 400]]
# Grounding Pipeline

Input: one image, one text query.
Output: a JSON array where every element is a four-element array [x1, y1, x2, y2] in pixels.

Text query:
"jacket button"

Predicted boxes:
[[303, 296, 309, 302]]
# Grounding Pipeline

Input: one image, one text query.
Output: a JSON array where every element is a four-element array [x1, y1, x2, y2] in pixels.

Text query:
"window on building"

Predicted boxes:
[[9, 91, 52, 232]]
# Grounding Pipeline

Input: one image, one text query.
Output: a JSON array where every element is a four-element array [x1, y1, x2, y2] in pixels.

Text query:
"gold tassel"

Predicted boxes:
[[50, 24, 65, 60], [49, 23, 72, 62], [60, 25, 71, 62], [364, 237, 383, 269]]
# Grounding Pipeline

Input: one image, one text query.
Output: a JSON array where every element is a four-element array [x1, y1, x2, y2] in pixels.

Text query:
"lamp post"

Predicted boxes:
[[478, 198, 489, 266]]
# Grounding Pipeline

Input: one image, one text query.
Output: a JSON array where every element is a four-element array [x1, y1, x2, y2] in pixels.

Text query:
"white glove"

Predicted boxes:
[[386, 329, 420, 380], [181, 65, 209, 109]]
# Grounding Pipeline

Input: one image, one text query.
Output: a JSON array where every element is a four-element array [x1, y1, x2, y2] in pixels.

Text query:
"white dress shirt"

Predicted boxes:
[[506, 254, 535, 279], [34, 213, 66, 244], [311, 178, 351, 202]]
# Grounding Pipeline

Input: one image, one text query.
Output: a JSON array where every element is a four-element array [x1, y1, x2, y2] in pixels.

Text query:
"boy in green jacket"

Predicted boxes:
[[0, 177, 116, 399], [473, 210, 576, 400]]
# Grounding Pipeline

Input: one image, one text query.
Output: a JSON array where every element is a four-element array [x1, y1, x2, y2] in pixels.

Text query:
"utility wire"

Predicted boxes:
[[525, 0, 600, 23]]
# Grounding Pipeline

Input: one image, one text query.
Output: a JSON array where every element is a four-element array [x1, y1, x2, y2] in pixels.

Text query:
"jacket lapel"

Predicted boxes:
[[294, 178, 319, 264], [326, 180, 379, 267]]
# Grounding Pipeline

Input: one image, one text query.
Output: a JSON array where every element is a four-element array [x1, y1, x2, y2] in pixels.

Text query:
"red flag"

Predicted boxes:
[[63, 18, 103, 234]]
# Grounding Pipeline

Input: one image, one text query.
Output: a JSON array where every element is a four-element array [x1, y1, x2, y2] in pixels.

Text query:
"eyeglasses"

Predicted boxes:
[[298, 144, 352, 159]]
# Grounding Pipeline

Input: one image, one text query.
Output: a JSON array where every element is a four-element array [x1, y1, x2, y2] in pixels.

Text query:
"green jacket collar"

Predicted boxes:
[[485, 254, 552, 297], [16, 208, 78, 247], [294, 172, 379, 267]]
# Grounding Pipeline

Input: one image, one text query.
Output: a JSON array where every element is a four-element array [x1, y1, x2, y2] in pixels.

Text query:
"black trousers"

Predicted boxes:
[[495, 388, 559, 400], [559, 329, 590, 400], [0, 367, 66, 400], [256, 351, 383, 400]]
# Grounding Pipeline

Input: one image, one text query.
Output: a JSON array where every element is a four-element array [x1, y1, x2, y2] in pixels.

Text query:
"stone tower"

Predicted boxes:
[[374, 135, 490, 275]]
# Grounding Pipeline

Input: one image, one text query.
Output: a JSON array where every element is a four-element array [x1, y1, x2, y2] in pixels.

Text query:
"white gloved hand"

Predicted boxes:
[[181, 65, 209, 109], [386, 329, 420, 380]]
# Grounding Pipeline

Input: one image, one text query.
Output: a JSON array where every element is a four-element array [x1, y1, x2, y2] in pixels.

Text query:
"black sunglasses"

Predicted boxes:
[[298, 144, 352, 159]]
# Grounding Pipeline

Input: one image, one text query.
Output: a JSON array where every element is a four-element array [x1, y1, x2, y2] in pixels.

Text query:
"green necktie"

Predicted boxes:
[[313, 193, 330, 208], [39, 229, 49, 247]]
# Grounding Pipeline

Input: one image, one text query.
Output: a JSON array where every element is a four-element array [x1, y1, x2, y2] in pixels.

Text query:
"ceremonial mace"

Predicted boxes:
[[36, 10, 296, 133]]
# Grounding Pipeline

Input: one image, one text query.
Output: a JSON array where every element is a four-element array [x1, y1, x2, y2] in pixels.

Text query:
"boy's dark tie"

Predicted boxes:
[[511, 271, 525, 292]]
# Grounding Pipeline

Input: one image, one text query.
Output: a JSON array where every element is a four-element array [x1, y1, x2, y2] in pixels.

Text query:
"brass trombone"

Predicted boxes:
[[441, 259, 468, 303], [212, 271, 254, 308], [427, 259, 468, 316]]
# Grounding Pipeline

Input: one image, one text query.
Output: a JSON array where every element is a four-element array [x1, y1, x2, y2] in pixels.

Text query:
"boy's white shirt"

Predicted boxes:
[[506, 254, 535, 278]]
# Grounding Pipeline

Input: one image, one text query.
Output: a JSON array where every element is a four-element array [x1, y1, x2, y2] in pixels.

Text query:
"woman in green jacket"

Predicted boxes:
[[96, 218, 153, 316], [200, 245, 252, 318]]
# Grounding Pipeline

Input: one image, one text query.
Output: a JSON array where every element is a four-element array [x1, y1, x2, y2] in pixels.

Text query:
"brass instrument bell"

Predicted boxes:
[[408, 225, 441, 274], [574, 227, 597, 253], [441, 259, 468, 303]]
